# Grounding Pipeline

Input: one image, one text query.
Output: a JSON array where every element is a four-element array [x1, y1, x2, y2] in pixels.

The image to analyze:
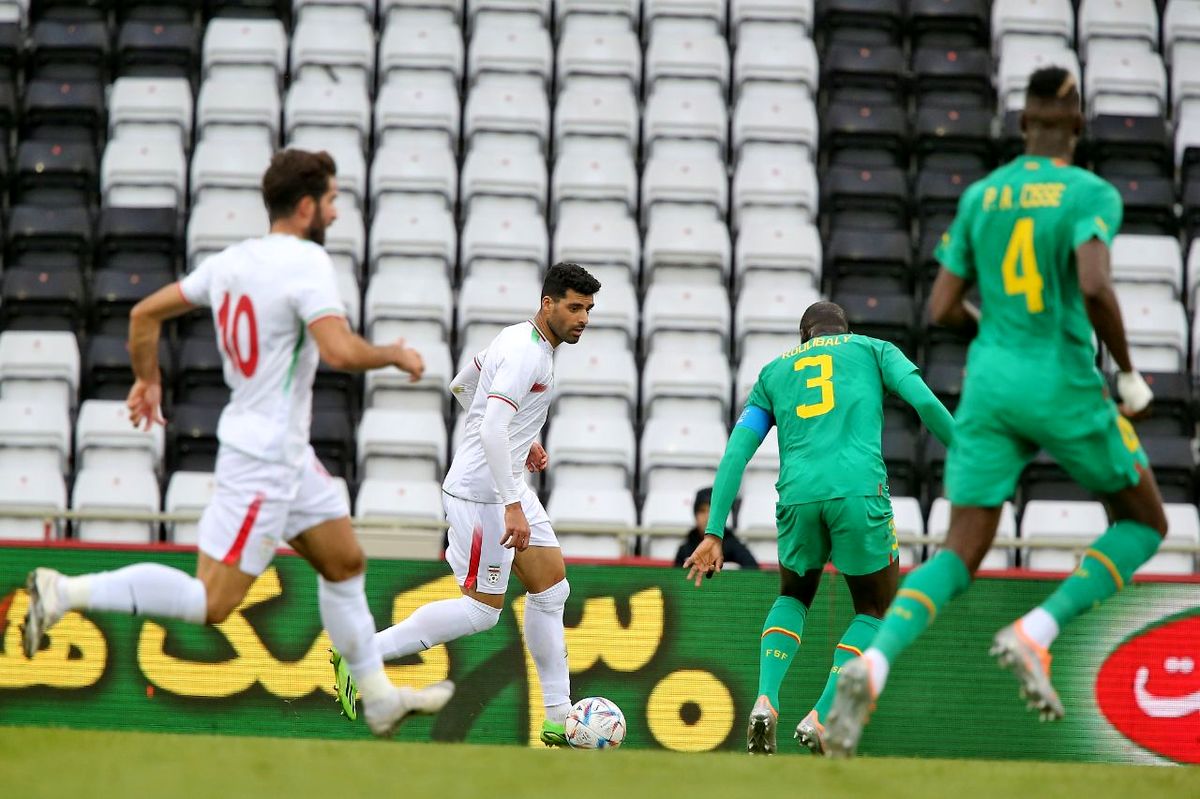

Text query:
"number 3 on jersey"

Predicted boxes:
[[217, 292, 259, 378], [794, 354, 835, 418], [1002, 217, 1045, 313]]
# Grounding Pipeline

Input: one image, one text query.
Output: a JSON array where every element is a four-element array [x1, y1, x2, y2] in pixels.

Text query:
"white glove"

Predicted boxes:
[[1116, 370, 1153, 415]]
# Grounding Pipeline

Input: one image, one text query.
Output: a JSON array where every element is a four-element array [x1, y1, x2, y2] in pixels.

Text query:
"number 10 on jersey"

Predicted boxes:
[[217, 292, 259, 378]]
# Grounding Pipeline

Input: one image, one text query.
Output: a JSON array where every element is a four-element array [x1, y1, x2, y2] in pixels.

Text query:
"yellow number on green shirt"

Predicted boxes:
[[1001, 217, 1045, 313], [794, 354, 835, 418]]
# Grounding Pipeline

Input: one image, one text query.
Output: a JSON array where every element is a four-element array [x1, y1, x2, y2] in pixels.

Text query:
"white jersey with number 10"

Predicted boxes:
[[178, 233, 345, 469]]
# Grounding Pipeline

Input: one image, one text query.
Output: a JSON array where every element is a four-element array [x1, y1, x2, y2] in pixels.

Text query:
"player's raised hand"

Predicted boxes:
[[500, 503, 531, 551], [683, 534, 724, 588], [390, 339, 425, 383], [1117, 370, 1153, 418], [526, 442, 549, 472], [126, 378, 165, 431]]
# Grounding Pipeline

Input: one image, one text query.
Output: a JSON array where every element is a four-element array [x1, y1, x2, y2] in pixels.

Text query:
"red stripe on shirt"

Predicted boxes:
[[487, 393, 519, 412], [463, 521, 484, 590], [222, 493, 265, 566]]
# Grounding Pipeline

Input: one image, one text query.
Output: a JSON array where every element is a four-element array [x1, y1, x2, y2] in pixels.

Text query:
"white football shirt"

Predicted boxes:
[[178, 233, 345, 469], [443, 320, 555, 504]]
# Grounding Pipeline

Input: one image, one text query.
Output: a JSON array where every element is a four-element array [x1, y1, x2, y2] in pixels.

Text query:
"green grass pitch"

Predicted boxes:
[[1, 726, 1197, 799]]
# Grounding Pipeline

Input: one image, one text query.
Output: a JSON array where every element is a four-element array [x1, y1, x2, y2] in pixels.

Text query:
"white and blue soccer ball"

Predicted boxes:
[[564, 696, 626, 749]]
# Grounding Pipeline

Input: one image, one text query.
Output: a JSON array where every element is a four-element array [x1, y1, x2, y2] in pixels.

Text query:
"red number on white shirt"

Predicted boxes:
[[217, 292, 259, 378]]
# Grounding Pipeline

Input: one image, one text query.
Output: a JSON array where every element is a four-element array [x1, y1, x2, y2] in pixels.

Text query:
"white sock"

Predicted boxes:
[[524, 579, 571, 712], [863, 648, 891, 696], [1017, 607, 1060, 650], [65, 564, 206, 624], [375, 596, 500, 661], [318, 574, 388, 701]]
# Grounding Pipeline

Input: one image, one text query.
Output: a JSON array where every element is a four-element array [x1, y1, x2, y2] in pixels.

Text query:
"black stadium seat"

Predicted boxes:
[[922, 358, 965, 412], [98, 206, 179, 272], [168, 402, 221, 473], [818, 0, 905, 47], [823, 100, 909, 168], [833, 289, 917, 357], [1104, 174, 1176, 235], [823, 165, 910, 230], [912, 46, 993, 107], [914, 166, 986, 227], [91, 268, 174, 334], [29, 17, 111, 83], [117, 16, 199, 80], [907, 0, 989, 48], [174, 334, 229, 406], [0, 266, 86, 331], [0, 20, 20, 81], [15, 140, 98, 206], [1139, 436, 1197, 504], [1021, 452, 1095, 502], [311, 410, 355, 480], [84, 333, 173, 400], [822, 43, 907, 105], [921, 436, 947, 501], [6, 203, 94, 266], [1087, 114, 1171, 179], [882, 428, 919, 497], [826, 227, 912, 292], [914, 103, 993, 171], [22, 78, 105, 145], [1116, 372, 1194, 437]]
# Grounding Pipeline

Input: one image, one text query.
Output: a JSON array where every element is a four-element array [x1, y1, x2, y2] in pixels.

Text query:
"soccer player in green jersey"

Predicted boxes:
[[684, 301, 955, 755], [824, 67, 1168, 758]]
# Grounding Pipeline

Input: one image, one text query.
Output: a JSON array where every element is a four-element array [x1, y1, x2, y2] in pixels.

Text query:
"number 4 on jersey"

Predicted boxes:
[[1002, 217, 1045, 313], [217, 292, 259, 378]]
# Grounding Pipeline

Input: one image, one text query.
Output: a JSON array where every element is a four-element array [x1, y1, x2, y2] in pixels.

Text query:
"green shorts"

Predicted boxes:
[[775, 495, 898, 576], [945, 368, 1149, 507]]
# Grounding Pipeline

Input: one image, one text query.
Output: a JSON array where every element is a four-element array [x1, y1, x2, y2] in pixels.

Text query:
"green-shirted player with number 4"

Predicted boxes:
[[825, 67, 1169, 757], [683, 301, 955, 755]]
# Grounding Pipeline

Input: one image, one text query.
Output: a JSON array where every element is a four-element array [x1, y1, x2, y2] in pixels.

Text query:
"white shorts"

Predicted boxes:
[[443, 485, 558, 595], [198, 445, 350, 576]]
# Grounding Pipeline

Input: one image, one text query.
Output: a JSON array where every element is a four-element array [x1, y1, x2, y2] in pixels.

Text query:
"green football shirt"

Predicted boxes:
[[744, 334, 919, 505], [934, 155, 1123, 375]]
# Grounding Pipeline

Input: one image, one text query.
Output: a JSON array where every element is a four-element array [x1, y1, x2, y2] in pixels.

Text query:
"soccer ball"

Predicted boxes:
[[564, 696, 626, 749]]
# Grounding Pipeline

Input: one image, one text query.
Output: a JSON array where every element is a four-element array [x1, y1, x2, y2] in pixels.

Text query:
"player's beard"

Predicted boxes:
[[306, 204, 327, 246], [549, 314, 583, 345]]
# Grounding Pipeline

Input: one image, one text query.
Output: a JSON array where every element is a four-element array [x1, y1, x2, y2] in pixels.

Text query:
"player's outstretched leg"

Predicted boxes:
[[23, 564, 208, 658], [801, 613, 880, 755], [524, 579, 572, 747]]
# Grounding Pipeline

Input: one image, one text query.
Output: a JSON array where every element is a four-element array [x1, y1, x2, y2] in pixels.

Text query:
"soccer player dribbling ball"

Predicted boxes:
[[824, 67, 1167, 757], [685, 301, 955, 755], [23, 149, 454, 737]]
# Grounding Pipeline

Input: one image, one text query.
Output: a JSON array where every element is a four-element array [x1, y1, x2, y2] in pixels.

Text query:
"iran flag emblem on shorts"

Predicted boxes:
[[487, 565, 502, 586]]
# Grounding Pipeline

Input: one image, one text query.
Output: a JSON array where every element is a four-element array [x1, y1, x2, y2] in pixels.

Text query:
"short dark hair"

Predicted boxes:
[[261, 149, 337, 222], [1027, 66, 1079, 104], [693, 487, 713, 514], [799, 301, 849, 341], [542, 262, 601, 300]]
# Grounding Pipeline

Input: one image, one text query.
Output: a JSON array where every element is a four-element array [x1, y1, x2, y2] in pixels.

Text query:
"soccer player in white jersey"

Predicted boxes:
[[22, 149, 454, 737], [331, 263, 601, 746]]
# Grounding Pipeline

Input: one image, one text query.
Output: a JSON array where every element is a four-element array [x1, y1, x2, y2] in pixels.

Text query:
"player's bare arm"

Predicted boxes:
[[1076, 238, 1152, 416], [127, 282, 195, 430], [929, 267, 980, 334], [308, 315, 424, 380]]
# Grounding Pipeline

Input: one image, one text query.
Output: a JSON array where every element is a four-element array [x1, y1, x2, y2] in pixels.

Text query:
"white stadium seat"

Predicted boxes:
[[1165, 0, 1200, 64], [928, 498, 1019, 570], [0, 464, 67, 541], [643, 282, 731, 343], [189, 137, 274, 203], [733, 22, 818, 93], [641, 486, 705, 560], [554, 79, 640, 152], [732, 0, 814, 37], [642, 344, 732, 420], [643, 204, 731, 284], [285, 78, 372, 154], [891, 496, 925, 568], [371, 139, 458, 209], [548, 487, 636, 558], [365, 331, 452, 412], [469, 14, 553, 86], [733, 143, 819, 227], [992, 0, 1075, 49], [641, 142, 728, 224], [1137, 503, 1200, 575], [290, 13, 377, 91], [1084, 41, 1167, 116], [203, 17, 288, 85], [467, 0, 551, 28], [643, 80, 728, 154], [735, 208, 822, 290], [380, 10, 464, 83], [545, 415, 637, 481], [1187, 238, 1200, 310], [288, 130, 366, 207], [72, 467, 160, 544], [736, 333, 797, 406], [552, 138, 637, 212], [461, 136, 548, 210], [1110, 234, 1183, 298], [370, 195, 458, 275], [557, 20, 642, 92], [365, 271, 454, 338], [187, 193, 270, 269], [645, 23, 729, 91], [164, 471, 216, 544], [460, 198, 549, 272], [570, 265, 638, 342], [75, 399, 164, 474], [1078, 0, 1158, 61], [1021, 500, 1109, 572], [553, 342, 639, 412], [0, 331, 80, 413], [736, 271, 820, 344], [0, 400, 71, 475], [101, 137, 187, 209], [293, 0, 375, 23], [355, 478, 446, 523], [357, 408, 448, 481], [552, 202, 641, 279], [324, 204, 366, 277], [464, 76, 550, 151], [457, 269, 542, 334], [109, 77, 194, 149], [644, 0, 726, 34], [196, 77, 281, 146], [375, 72, 462, 152], [1117, 290, 1189, 372], [733, 83, 818, 156], [557, 0, 640, 30]]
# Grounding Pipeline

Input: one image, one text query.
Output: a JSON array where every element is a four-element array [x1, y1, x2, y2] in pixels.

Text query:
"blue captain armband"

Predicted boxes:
[[735, 404, 774, 440]]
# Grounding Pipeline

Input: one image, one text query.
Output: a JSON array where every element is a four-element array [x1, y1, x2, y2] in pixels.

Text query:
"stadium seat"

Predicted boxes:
[[371, 138, 458, 210], [71, 466, 160, 543], [83, 334, 142, 400], [1, 266, 87, 332], [890, 495, 924, 567], [912, 46, 993, 109], [30, 16, 110, 83], [101, 137, 186, 209], [997, 36, 1079, 110], [640, 416, 727, 494], [644, 0, 726, 35], [369, 196, 458, 275], [375, 72, 462, 152], [1091, 114, 1170, 178], [1139, 436, 1197, 504], [552, 201, 641, 278], [733, 22, 817, 93], [357, 408, 447, 481], [733, 144, 818, 228], [0, 330, 79, 413], [90, 268, 173, 335], [380, 10, 464, 84], [643, 80, 728, 154], [1116, 290, 1188, 372], [1110, 234, 1183, 298], [0, 399, 71, 475], [1165, 0, 1200, 65], [457, 268, 542, 336], [552, 342, 638, 416], [15, 139, 97, 207], [991, 0, 1074, 49], [928, 498, 1018, 569], [557, 18, 642, 92], [545, 415, 636, 485], [202, 17, 288, 86], [645, 22, 729, 91], [364, 333, 452, 413], [324, 204, 366, 278], [547, 487, 636, 558], [108, 77, 193, 149], [1107, 174, 1176, 234], [464, 76, 550, 151], [460, 198, 548, 274], [915, 167, 985, 227], [732, 0, 813, 35], [189, 138, 273, 205], [187, 193, 270, 269], [642, 141, 728, 225], [736, 333, 797, 406], [197, 77, 281, 146], [826, 227, 912, 291], [732, 83, 817, 156], [1078, 0, 1158, 62], [468, 13, 552, 86], [641, 345, 732, 421], [823, 99, 908, 169], [1021, 500, 1108, 572], [285, 78, 371, 155], [356, 477, 444, 523], [461, 136, 548, 211], [163, 470, 214, 544], [552, 139, 637, 214], [822, 165, 909, 231], [1084, 41, 1167, 117], [908, 0, 988, 48], [643, 203, 731, 285], [556, 0, 640, 30], [290, 13, 376, 91], [23, 78, 105, 145], [640, 486, 703, 560], [834, 290, 916, 356], [642, 282, 730, 345], [288, 129, 367, 208], [116, 16, 198, 79], [293, 0, 376, 23], [75, 398, 165, 474], [734, 208, 822, 289], [0, 464, 67, 540], [467, 0, 551, 29], [735, 271, 820, 350], [1139, 503, 1200, 575]]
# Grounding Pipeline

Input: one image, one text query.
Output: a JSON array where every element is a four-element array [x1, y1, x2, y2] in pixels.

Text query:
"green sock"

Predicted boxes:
[[812, 614, 881, 723], [1041, 521, 1162, 627], [757, 595, 808, 711], [870, 551, 971, 663]]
